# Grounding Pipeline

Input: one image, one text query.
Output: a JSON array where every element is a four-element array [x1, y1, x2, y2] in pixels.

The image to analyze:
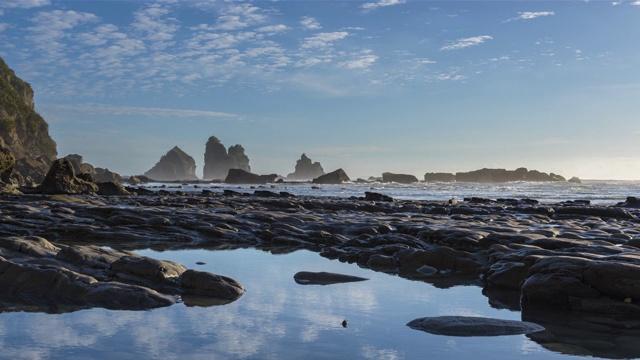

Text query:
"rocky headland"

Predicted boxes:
[[425, 168, 572, 183]]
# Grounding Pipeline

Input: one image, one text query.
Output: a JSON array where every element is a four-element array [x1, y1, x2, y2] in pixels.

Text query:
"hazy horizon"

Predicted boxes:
[[1, 0, 639, 180]]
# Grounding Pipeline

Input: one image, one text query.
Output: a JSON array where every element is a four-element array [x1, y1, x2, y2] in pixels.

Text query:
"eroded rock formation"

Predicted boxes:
[[144, 146, 198, 181], [287, 153, 324, 181], [203, 136, 251, 180], [38, 158, 98, 195], [225, 169, 277, 184], [382, 172, 419, 184]]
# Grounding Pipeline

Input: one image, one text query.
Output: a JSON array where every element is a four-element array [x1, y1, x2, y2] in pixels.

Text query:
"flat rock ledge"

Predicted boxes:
[[293, 271, 368, 285], [0, 236, 244, 312], [407, 316, 545, 336]]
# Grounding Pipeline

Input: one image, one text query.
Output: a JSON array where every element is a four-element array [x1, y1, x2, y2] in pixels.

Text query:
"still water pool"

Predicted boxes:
[[0, 249, 606, 359]]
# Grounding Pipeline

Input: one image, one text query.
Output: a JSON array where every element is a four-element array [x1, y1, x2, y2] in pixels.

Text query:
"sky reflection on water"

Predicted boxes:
[[0, 249, 585, 359]]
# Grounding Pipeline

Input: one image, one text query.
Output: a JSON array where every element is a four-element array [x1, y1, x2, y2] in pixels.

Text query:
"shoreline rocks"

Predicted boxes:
[[1, 189, 640, 344]]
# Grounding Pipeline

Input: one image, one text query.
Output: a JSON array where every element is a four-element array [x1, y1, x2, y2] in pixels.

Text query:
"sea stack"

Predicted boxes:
[[287, 153, 325, 181], [203, 136, 251, 180], [144, 146, 198, 181]]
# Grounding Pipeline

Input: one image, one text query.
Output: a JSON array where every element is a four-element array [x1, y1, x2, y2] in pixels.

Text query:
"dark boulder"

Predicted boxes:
[[313, 168, 350, 184], [568, 176, 581, 184], [364, 192, 394, 202], [97, 181, 131, 195], [38, 158, 98, 195], [225, 168, 277, 184], [381, 172, 419, 184], [287, 153, 325, 181]]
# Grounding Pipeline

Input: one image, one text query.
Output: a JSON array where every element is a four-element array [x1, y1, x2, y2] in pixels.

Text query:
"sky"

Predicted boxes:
[[0, 0, 639, 180]]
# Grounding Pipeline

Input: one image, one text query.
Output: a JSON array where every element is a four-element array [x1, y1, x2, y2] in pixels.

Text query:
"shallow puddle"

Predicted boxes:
[[0, 248, 622, 359]]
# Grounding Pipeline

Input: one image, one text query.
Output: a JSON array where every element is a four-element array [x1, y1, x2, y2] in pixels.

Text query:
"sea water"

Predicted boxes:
[[146, 180, 640, 205]]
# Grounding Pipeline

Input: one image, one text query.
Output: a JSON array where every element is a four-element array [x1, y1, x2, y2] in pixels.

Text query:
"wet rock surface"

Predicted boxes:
[[407, 316, 545, 336], [293, 271, 368, 285], [0, 231, 244, 312], [2, 189, 640, 353]]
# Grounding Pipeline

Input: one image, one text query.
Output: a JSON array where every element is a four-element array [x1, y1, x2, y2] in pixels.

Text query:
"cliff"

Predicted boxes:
[[144, 146, 198, 181], [0, 57, 57, 161]]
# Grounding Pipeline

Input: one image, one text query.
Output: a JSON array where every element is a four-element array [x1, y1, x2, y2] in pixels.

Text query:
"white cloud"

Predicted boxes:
[[256, 24, 288, 34], [215, 3, 266, 30], [611, 1, 622, 5], [440, 35, 492, 51], [0, 23, 8, 32], [42, 104, 239, 119], [26, 10, 99, 57], [131, 4, 179, 45], [507, 11, 555, 22], [300, 16, 321, 30], [78, 24, 127, 46], [361, 0, 406, 11], [340, 50, 378, 70], [301, 31, 349, 49], [0, 0, 50, 10], [632, 1, 640, 5]]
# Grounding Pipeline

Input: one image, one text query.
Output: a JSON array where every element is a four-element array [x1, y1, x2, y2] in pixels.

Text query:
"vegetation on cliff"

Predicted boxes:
[[0, 57, 57, 161]]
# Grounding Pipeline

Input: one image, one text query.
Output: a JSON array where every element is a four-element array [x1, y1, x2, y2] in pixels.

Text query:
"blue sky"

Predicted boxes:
[[1, 0, 639, 180]]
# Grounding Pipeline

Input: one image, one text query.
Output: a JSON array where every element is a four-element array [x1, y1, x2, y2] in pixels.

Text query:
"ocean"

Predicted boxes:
[[144, 180, 640, 205]]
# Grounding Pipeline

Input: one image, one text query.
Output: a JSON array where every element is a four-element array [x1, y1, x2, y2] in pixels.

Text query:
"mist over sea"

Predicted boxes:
[[144, 180, 640, 205]]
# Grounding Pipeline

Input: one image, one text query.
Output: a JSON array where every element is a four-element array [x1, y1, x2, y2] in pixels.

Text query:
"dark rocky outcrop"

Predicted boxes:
[[94, 167, 123, 183], [568, 176, 581, 184], [0, 236, 243, 312], [38, 158, 98, 195], [203, 136, 251, 180], [225, 168, 277, 184], [97, 181, 131, 195], [424, 172, 456, 182], [456, 168, 566, 183], [382, 172, 419, 184], [407, 316, 545, 336], [64, 154, 96, 175], [287, 153, 324, 181], [144, 146, 198, 181], [293, 271, 368, 285], [312, 168, 350, 184]]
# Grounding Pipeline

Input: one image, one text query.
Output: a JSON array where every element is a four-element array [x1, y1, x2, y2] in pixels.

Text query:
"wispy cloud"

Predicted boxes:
[[214, 3, 267, 30], [256, 24, 288, 34], [301, 32, 349, 49], [506, 11, 555, 22], [300, 16, 321, 30], [41, 104, 240, 119], [440, 35, 492, 51], [339, 50, 378, 70], [632, 1, 640, 5], [0, 0, 50, 10], [131, 3, 180, 46], [27, 10, 99, 58], [361, 0, 406, 12]]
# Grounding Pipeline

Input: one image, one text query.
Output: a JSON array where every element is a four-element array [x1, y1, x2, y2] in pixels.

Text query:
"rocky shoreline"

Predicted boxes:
[[2, 190, 640, 334]]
